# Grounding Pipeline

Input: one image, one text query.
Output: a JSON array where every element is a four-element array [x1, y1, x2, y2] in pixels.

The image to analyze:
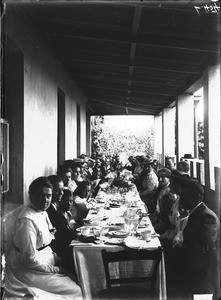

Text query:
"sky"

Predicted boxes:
[[195, 87, 204, 122], [103, 115, 154, 135]]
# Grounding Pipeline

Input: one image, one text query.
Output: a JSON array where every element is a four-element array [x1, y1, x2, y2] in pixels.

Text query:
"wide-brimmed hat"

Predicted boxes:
[[157, 168, 171, 178], [140, 156, 154, 165]]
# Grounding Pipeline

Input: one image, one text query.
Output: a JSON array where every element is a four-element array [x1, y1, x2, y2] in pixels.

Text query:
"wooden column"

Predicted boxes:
[[163, 107, 176, 160], [154, 114, 163, 164], [176, 94, 195, 162]]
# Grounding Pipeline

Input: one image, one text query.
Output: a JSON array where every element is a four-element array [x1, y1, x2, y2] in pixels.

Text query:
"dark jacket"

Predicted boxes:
[[47, 204, 60, 229], [167, 202, 219, 297], [183, 202, 219, 255], [52, 209, 77, 258]]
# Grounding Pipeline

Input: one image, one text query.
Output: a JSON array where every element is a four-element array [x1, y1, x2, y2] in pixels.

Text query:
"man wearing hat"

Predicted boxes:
[[137, 156, 159, 211]]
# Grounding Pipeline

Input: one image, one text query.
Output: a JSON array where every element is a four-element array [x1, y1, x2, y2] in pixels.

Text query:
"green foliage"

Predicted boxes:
[[91, 116, 104, 156], [91, 116, 154, 158], [198, 121, 204, 159]]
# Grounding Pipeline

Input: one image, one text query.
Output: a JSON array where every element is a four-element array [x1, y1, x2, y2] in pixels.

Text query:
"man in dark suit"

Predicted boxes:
[[47, 175, 64, 230], [167, 178, 219, 298]]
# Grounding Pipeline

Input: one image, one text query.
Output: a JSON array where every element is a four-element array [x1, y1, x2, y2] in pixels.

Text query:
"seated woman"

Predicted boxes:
[[151, 193, 177, 248], [90, 168, 104, 198], [4, 176, 82, 300], [125, 156, 136, 172], [145, 167, 171, 216], [137, 156, 159, 210], [71, 180, 95, 225], [52, 189, 78, 273], [133, 157, 143, 179]]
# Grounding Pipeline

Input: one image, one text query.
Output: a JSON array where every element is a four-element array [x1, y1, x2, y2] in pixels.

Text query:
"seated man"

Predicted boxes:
[[111, 154, 123, 171], [166, 178, 219, 298], [177, 160, 190, 176], [57, 164, 78, 192], [165, 156, 175, 171], [47, 175, 64, 229], [52, 189, 77, 273], [72, 165, 84, 183]]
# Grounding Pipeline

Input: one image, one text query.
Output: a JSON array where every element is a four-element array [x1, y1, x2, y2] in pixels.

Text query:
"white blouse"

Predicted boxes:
[[14, 207, 59, 273]]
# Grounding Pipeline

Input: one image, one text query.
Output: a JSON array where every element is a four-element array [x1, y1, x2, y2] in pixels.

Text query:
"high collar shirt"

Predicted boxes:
[[189, 202, 203, 216], [13, 206, 57, 273]]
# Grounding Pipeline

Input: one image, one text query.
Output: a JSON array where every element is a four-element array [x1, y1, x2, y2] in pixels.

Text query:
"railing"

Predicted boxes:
[[183, 158, 205, 186], [156, 153, 221, 207], [156, 153, 164, 168]]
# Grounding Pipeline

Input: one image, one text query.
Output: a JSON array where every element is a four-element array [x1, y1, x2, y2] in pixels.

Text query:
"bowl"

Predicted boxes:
[[78, 226, 92, 236]]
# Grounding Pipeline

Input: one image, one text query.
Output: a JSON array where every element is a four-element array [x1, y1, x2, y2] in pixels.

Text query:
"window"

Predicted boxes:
[[77, 103, 81, 156], [1, 119, 9, 193]]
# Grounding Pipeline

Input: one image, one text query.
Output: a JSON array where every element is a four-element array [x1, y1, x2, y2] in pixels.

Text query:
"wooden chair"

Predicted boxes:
[[98, 247, 163, 300]]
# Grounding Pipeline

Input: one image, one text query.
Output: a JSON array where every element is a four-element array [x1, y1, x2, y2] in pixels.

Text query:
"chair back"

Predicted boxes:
[[101, 247, 162, 293]]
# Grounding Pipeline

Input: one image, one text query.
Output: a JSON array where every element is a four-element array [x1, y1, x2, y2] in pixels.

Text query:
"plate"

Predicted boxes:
[[77, 232, 94, 238], [107, 217, 125, 226], [108, 231, 128, 238], [138, 223, 149, 228], [105, 238, 124, 245], [97, 200, 105, 204], [130, 205, 141, 208], [123, 236, 148, 249]]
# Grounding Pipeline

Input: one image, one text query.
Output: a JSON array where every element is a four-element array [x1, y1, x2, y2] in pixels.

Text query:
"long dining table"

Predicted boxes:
[[71, 182, 167, 300]]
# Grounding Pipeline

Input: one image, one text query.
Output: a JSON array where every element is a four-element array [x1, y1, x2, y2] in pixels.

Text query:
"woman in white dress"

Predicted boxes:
[[4, 176, 82, 300]]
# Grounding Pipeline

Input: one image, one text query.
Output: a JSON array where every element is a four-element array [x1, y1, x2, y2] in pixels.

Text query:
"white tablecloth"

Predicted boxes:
[[72, 241, 167, 300], [71, 187, 167, 299]]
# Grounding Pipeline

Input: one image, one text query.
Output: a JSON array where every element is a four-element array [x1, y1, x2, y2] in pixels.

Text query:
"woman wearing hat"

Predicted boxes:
[[146, 167, 172, 216], [151, 193, 177, 245], [137, 156, 159, 211]]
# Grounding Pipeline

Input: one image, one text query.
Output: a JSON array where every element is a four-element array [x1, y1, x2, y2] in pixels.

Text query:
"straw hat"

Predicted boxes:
[[139, 155, 154, 165]]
